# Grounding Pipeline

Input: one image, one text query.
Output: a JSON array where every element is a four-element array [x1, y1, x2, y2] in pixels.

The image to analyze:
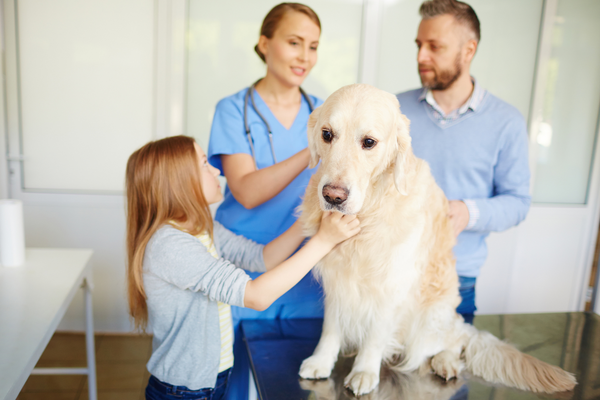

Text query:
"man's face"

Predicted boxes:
[[415, 14, 469, 90]]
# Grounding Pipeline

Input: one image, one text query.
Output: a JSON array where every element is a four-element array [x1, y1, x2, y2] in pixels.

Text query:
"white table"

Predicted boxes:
[[0, 248, 97, 400]]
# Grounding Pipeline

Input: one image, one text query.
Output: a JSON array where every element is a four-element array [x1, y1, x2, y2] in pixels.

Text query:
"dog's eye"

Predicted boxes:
[[362, 138, 377, 149], [322, 129, 333, 143]]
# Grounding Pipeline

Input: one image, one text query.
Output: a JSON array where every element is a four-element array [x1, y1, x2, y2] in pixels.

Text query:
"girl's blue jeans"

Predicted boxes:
[[145, 368, 231, 400]]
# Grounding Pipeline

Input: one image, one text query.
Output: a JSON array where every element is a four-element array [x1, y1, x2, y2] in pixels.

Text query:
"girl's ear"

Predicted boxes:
[[307, 106, 322, 169], [393, 113, 412, 196]]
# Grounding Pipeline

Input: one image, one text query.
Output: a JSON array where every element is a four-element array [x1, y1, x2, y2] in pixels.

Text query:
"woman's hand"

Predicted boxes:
[[314, 212, 360, 250]]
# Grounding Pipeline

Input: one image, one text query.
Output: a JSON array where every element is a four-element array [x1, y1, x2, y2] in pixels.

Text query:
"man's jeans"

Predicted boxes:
[[456, 276, 476, 324]]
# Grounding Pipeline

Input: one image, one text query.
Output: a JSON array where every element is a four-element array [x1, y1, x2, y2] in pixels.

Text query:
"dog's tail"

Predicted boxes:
[[464, 330, 577, 393]]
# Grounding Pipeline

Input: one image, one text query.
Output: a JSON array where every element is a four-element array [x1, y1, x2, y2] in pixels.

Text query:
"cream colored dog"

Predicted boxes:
[[298, 84, 577, 396]]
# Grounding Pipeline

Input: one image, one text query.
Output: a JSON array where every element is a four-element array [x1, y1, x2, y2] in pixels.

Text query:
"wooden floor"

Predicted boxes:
[[17, 332, 152, 400]]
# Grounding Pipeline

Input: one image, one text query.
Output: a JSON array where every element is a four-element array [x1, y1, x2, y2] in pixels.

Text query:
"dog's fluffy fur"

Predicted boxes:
[[298, 84, 577, 396]]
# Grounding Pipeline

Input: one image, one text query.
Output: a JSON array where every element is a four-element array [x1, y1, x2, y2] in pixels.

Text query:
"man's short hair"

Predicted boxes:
[[419, 0, 480, 42]]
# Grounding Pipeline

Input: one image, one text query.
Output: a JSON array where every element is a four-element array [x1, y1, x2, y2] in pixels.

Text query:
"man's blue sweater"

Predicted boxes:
[[396, 86, 531, 277]]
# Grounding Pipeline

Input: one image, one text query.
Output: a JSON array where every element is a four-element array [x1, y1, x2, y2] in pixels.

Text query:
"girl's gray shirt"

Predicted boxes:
[[143, 222, 266, 390]]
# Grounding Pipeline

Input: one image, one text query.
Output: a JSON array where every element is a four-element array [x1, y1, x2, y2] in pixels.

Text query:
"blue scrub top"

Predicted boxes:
[[208, 87, 323, 245]]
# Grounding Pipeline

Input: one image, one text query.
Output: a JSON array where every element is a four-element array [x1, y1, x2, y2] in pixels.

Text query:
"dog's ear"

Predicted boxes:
[[393, 113, 412, 196], [307, 106, 322, 169]]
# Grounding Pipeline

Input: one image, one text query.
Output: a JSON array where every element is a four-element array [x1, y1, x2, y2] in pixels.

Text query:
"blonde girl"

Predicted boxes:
[[126, 136, 359, 400]]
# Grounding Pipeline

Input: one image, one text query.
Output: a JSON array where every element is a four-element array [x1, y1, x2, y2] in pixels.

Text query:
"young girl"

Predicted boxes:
[[125, 135, 359, 400]]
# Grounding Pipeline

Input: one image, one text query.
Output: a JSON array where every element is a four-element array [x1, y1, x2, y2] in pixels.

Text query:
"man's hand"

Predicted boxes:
[[448, 200, 470, 237]]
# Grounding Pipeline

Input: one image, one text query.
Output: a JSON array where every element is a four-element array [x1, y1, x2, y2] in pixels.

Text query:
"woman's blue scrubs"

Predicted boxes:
[[208, 87, 323, 399]]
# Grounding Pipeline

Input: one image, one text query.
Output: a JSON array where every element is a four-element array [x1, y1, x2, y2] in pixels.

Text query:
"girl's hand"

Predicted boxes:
[[314, 212, 360, 249], [246, 212, 359, 311]]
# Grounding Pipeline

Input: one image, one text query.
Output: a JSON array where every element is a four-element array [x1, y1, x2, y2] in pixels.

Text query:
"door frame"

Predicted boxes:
[[527, 0, 600, 311]]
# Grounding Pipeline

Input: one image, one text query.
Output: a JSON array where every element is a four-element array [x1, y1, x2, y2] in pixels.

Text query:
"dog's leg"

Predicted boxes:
[[299, 308, 341, 380], [398, 305, 466, 374], [343, 328, 388, 396], [343, 309, 401, 397], [428, 314, 476, 380], [430, 347, 464, 381]]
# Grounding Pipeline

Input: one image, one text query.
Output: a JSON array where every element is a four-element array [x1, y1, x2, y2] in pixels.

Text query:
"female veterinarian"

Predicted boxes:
[[207, 3, 323, 399]]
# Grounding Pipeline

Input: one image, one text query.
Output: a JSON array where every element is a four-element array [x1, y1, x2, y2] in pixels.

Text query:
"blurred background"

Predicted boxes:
[[1, 0, 599, 332]]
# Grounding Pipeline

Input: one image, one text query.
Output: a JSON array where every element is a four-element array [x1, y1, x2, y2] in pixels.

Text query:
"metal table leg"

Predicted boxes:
[[84, 278, 97, 400], [31, 277, 98, 400]]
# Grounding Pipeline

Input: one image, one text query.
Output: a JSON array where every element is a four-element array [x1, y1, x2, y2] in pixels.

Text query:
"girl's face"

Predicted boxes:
[[194, 143, 222, 205], [258, 12, 320, 88]]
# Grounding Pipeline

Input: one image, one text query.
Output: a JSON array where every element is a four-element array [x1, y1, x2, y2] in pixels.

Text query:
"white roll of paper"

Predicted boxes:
[[0, 199, 26, 267]]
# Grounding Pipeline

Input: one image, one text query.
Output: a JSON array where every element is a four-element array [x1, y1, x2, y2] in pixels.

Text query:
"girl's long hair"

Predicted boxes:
[[125, 135, 213, 331]]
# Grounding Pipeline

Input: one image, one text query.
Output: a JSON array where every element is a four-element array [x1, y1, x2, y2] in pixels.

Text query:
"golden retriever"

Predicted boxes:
[[298, 84, 577, 396]]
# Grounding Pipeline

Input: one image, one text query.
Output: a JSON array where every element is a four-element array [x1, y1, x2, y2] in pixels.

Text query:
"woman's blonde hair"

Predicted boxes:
[[125, 135, 213, 331], [255, 3, 321, 62]]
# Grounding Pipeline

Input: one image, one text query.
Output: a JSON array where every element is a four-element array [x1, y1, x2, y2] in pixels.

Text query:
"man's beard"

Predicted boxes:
[[420, 53, 462, 91]]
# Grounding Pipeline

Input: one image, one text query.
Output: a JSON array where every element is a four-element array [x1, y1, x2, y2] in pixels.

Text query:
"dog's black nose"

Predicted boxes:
[[322, 184, 349, 205]]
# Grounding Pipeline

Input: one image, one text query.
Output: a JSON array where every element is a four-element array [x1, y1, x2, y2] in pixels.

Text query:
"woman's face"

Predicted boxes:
[[259, 12, 320, 88], [194, 143, 223, 205]]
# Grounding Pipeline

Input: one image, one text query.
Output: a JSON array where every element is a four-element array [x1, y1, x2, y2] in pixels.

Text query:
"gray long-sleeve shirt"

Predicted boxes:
[[143, 222, 266, 390]]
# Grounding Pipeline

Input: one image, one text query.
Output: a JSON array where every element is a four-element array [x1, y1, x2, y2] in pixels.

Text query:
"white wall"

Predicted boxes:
[[477, 206, 599, 314], [23, 199, 129, 331], [16, 0, 154, 193]]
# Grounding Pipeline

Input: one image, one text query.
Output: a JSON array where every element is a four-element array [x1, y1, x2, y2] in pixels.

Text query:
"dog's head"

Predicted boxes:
[[308, 84, 413, 214]]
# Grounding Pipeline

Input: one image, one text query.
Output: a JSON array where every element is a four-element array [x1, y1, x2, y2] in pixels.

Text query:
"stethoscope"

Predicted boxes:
[[243, 79, 315, 169]]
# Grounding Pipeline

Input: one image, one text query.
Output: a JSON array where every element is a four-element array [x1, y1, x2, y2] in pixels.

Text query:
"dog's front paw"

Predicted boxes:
[[344, 370, 379, 395], [299, 355, 335, 380], [430, 350, 464, 381]]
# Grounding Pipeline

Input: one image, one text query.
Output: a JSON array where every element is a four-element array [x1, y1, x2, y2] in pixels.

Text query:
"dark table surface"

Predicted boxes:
[[241, 312, 600, 400]]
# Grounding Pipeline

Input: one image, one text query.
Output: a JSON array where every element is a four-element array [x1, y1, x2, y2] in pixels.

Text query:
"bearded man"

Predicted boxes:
[[396, 0, 531, 323]]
